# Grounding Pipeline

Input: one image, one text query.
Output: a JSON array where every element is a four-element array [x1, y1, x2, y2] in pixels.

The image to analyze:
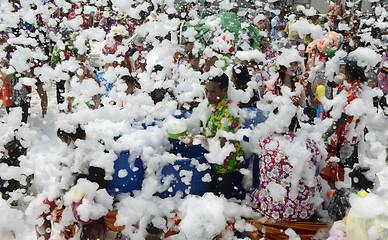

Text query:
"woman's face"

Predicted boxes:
[[286, 62, 298, 77], [261, 37, 270, 48], [205, 81, 227, 107]]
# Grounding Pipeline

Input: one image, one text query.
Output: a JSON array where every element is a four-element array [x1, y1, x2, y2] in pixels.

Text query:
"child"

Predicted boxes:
[[188, 52, 202, 72]]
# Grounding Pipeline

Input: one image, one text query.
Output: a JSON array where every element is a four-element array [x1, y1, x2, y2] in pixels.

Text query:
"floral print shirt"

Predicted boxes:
[[252, 132, 322, 221], [102, 40, 131, 68], [203, 95, 244, 173], [263, 45, 278, 60]]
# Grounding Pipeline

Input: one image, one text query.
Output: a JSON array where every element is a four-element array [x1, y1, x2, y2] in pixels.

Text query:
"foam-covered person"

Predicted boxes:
[[187, 52, 202, 72], [251, 90, 323, 221], [102, 25, 131, 72], [259, 36, 277, 60], [66, 61, 100, 112], [321, 56, 371, 181], [325, 0, 344, 31], [36, 126, 112, 240], [232, 63, 261, 108], [266, 49, 307, 109], [117, 75, 141, 107], [270, 8, 288, 40], [50, 30, 76, 109], [181, 73, 244, 198], [202, 47, 220, 73], [149, 65, 176, 104]]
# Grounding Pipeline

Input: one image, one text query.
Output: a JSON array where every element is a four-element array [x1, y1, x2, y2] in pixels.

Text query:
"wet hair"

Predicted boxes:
[[232, 64, 250, 89], [57, 126, 86, 142], [207, 73, 229, 90]]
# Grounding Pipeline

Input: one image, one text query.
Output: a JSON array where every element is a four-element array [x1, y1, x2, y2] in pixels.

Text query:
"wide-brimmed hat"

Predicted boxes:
[[146, 11, 158, 21], [290, 33, 303, 43], [116, 12, 128, 21], [107, 25, 129, 38]]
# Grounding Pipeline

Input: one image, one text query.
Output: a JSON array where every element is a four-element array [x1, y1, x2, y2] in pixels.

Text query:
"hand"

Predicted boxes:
[[179, 133, 196, 147], [292, 95, 302, 106]]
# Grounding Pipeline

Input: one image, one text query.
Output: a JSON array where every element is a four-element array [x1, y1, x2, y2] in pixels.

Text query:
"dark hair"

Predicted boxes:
[[121, 75, 137, 85], [188, 52, 199, 60], [57, 126, 86, 142], [278, 65, 296, 85], [208, 73, 229, 90], [232, 64, 250, 89], [345, 64, 366, 82], [76, 166, 108, 190]]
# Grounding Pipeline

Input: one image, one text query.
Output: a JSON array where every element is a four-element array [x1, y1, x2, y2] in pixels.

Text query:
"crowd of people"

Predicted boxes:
[[0, 0, 388, 239]]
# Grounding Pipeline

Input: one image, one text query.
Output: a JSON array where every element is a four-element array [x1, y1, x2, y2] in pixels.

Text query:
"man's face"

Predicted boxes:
[[205, 81, 227, 106], [205, 56, 217, 67]]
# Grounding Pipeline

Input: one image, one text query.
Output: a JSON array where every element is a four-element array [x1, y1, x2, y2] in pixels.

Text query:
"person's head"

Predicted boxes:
[[279, 10, 286, 19], [335, 0, 341, 4], [260, 36, 270, 49], [185, 41, 194, 52], [188, 52, 200, 68], [113, 34, 124, 43], [205, 73, 229, 106], [204, 1, 211, 8], [121, 75, 139, 95], [57, 126, 86, 146], [232, 64, 250, 90], [295, 10, 304, 20], [290, 34, 302, 46], [0, 31, 7, 45], [244, 59, 261, 72], [205, 55, 218, 67], [350, 36, 363, 51], [311, 13, 319, 22], [279, 61, 298, 81], [344, 63, 365, 82]]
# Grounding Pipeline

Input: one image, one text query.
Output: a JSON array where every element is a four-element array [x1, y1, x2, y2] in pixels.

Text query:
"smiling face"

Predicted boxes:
[[205, 56, 218, 67], [261, 37, 270, 49], [286, 62, 298, 77], [205, 81, 227, 107], [189, 57, 200, 68]]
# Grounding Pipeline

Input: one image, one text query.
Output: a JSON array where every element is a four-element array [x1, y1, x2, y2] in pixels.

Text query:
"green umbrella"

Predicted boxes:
[[183, 12, 260, 50]]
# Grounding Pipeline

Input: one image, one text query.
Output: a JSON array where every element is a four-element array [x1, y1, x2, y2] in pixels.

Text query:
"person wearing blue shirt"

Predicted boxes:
[[270, 10, 288, 40]]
